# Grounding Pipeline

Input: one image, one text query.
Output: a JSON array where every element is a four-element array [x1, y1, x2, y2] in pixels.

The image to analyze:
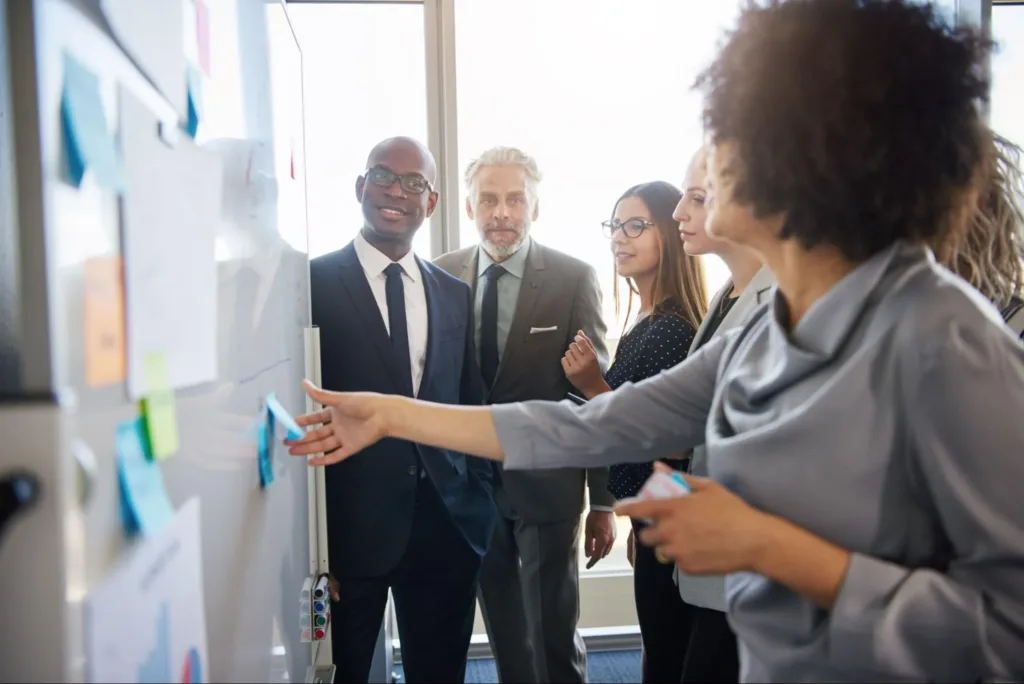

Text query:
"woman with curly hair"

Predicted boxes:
[[286, 1, 1024, 680], [941, 133, 1024, 330]]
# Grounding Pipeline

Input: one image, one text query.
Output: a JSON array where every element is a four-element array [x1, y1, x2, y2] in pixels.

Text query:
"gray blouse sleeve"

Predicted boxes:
[[829, 323, 1024, 681], [492, 330, 730, 472]]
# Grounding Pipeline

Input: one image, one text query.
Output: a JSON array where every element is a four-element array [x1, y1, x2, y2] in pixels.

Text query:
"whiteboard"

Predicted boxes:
[[0, 0, 319, 681]]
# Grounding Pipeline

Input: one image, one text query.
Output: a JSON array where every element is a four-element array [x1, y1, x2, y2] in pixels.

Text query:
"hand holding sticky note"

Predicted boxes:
[[257, 393, 305, 489], [266, 392, 305, 441], [140, 353, 179, 460]]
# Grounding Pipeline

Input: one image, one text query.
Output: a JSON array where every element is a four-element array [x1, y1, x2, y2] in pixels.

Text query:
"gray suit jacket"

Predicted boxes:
[[676, 264, 775, 611], [434, 241, 615, 524]]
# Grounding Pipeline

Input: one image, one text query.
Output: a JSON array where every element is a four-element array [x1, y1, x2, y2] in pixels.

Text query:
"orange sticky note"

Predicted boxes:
[[83, 257, 126, 387]]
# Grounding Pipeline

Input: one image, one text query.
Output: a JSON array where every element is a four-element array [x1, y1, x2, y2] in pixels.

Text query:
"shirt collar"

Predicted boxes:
[[769, 240, 914, 357], [477, 236, 531, 279], [354, 231, 420, 282]]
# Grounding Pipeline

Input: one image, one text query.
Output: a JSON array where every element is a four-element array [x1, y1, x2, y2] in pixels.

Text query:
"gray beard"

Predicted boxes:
[[482, 229, 527, 261]]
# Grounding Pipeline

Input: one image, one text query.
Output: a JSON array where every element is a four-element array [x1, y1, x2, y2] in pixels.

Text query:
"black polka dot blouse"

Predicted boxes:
[[604, 298, 698, 500]]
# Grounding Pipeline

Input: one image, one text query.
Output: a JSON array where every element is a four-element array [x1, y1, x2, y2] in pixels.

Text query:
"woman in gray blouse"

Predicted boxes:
[[287, 1, 1024, 681]]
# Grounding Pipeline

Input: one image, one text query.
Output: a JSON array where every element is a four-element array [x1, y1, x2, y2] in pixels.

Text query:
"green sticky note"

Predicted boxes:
[[140, 353, 179, 461]]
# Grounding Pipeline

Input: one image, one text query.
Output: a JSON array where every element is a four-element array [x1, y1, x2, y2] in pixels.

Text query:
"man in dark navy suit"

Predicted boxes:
[[309, 137, 496, 683]]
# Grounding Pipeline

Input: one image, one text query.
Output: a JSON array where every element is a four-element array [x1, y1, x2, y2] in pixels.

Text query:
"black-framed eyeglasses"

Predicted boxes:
[[364, 166, 434, 195], [602, 218, 655, 239]]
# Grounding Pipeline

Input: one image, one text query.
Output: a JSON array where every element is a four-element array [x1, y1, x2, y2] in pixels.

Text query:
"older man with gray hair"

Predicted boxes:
[[434, 146, 614, 683]]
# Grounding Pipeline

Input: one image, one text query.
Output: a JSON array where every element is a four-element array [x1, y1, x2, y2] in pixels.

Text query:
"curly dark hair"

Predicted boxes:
[[696, 0, 992, 262]]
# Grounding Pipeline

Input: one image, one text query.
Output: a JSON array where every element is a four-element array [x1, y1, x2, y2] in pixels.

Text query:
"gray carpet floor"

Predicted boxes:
[[394, 649, 643, 683]]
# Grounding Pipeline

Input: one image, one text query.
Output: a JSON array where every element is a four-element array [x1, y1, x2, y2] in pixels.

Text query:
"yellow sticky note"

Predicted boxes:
[[140, 353, 179, 461]]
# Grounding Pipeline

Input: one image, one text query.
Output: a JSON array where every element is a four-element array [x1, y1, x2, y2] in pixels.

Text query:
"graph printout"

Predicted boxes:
[[85, 498, 209, 683]]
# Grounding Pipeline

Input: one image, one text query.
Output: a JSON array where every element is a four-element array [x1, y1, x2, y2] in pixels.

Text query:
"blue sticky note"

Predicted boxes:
[[61, 52, 125, 192], [116, 418, 174, 536], [266, 392, 305, 441], [185, 66, 203, 139], [258, 412, 275, 488]]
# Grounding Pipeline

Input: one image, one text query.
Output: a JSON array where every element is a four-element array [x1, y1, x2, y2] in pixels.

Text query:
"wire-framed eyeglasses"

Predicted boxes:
[[601, 217, 655, 239]]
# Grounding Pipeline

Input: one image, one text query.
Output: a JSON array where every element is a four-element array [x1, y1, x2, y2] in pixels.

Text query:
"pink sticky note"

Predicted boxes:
[[196, 0, 211, 77]]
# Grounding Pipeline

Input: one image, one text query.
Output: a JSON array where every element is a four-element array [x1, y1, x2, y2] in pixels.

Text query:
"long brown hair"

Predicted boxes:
[[944, 133, 1024, 308], [611, 181, 709, 336]]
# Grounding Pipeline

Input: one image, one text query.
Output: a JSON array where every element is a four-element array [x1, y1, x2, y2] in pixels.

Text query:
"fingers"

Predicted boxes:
[[560, 357, 572, 375], [306, 446, 354, 467], [576, 333, 596, 356], [285, 423, 334, 447], [328, 575, 341, 601], [287, 428, 342, 457], [638, 523, 664, 548], [302, 379, 340, 406], [293, 408, 332, 428], [682, 474, 714, 491], [615, 496, 679, 521]]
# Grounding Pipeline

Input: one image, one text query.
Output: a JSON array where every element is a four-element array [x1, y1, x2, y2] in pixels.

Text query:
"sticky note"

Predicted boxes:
[[195, 0, 211, 77], [116, 418, 174, 536], [185, 66, 203, 139], [60, 52, 125, 192], [83, 257, 127, 387], [258, 413, 274, 488], [140, 353, 179, 460], [266, 392, 305, 440]]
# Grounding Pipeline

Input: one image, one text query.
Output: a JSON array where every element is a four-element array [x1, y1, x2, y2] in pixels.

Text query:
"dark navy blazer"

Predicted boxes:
[[311, 241, 497, 578]]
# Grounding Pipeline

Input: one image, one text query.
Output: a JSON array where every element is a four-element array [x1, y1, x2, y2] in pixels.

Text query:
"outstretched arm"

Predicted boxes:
[[289, 333, 729, 471]]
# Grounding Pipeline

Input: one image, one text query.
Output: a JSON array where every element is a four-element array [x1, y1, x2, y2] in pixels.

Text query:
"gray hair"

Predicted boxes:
[[464, 146, 543, 202]]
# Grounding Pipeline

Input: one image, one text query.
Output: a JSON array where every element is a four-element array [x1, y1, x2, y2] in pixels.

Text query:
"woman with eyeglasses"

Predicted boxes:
[[559, 181, 708, 683]]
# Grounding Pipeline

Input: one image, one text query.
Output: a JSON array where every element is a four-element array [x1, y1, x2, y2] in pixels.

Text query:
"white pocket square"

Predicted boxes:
[[529, 326, 558, 334]]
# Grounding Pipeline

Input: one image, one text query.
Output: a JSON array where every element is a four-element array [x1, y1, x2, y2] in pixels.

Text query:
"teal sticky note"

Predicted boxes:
[[116, 418, 174, 536], [61, 52, 125, 192], [185, 66, 203, 139], [258, 412, 275, 488], [266, 392, 305, 441]]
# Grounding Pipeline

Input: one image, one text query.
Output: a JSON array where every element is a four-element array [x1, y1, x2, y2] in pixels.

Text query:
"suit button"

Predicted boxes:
[[407, 465, 417, 476]]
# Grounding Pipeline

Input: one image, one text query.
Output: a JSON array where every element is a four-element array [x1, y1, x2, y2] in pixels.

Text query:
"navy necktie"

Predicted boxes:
[[480, 263, 507, 389], [384, 263, 413, 394]]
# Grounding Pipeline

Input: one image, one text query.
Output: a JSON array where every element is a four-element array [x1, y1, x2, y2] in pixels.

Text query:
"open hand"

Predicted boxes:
[[285, 380, 389, 466], [561, 330, 606, 398], [615, 468, 771, 576]]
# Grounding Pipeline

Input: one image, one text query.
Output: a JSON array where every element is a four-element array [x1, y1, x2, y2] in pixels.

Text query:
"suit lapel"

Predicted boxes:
[[335, 244, 411, 394], [689, 279, 732, 354], [459, 249, 479, 290], [492, 244, 547, 393], [719, 265, 775, 331], [418, 257, 444, 399]]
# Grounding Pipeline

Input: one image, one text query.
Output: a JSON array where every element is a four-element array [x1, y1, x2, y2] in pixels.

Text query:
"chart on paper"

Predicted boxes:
[[85, 499, 209, 683]]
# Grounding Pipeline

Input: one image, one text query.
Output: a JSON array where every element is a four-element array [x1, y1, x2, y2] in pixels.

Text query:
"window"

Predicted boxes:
[[454, 0, 741, 587], [289, 3, 432, 260], [992, 4, 1024, 149], [453, 1, 742, 328]]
